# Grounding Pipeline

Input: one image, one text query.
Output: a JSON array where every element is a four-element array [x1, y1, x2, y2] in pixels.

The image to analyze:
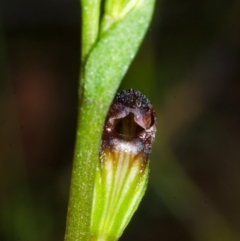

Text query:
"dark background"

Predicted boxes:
[[0, 0, 240, 240]]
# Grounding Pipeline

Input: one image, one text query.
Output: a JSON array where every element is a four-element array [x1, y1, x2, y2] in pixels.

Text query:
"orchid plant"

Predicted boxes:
[[64, 1, 156, 241]]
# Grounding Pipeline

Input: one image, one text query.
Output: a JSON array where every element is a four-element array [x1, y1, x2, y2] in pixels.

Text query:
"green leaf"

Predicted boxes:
[[84, 0, 155, 101], [91, 153, 149, 241]]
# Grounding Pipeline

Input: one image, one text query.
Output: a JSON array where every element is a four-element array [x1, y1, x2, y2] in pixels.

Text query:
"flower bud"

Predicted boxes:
[[91, 89, 157, 241]]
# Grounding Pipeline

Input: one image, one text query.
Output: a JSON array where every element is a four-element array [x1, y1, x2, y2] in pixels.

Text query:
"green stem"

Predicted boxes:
[[64, 98, 108, 241], [64, 2, 102, 241], [81, 0, 101, 63]]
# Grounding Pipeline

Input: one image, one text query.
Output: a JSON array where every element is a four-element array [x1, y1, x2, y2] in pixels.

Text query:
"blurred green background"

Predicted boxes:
[[0, 0, 240, 240]]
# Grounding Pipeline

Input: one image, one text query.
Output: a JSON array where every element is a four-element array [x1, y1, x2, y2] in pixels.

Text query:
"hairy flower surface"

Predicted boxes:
[[91, 89, 157, 241]]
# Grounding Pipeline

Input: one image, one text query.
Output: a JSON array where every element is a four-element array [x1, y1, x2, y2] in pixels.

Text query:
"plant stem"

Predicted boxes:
[[64, 98, 108, 241], [81, 0, 101, 63], [64, 2, 102, 241]]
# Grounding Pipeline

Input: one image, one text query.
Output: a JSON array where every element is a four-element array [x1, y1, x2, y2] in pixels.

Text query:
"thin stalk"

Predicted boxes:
[[81, 0, 101, 63], [64, 98, 108, 241], [64, 1, 101, 241]]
